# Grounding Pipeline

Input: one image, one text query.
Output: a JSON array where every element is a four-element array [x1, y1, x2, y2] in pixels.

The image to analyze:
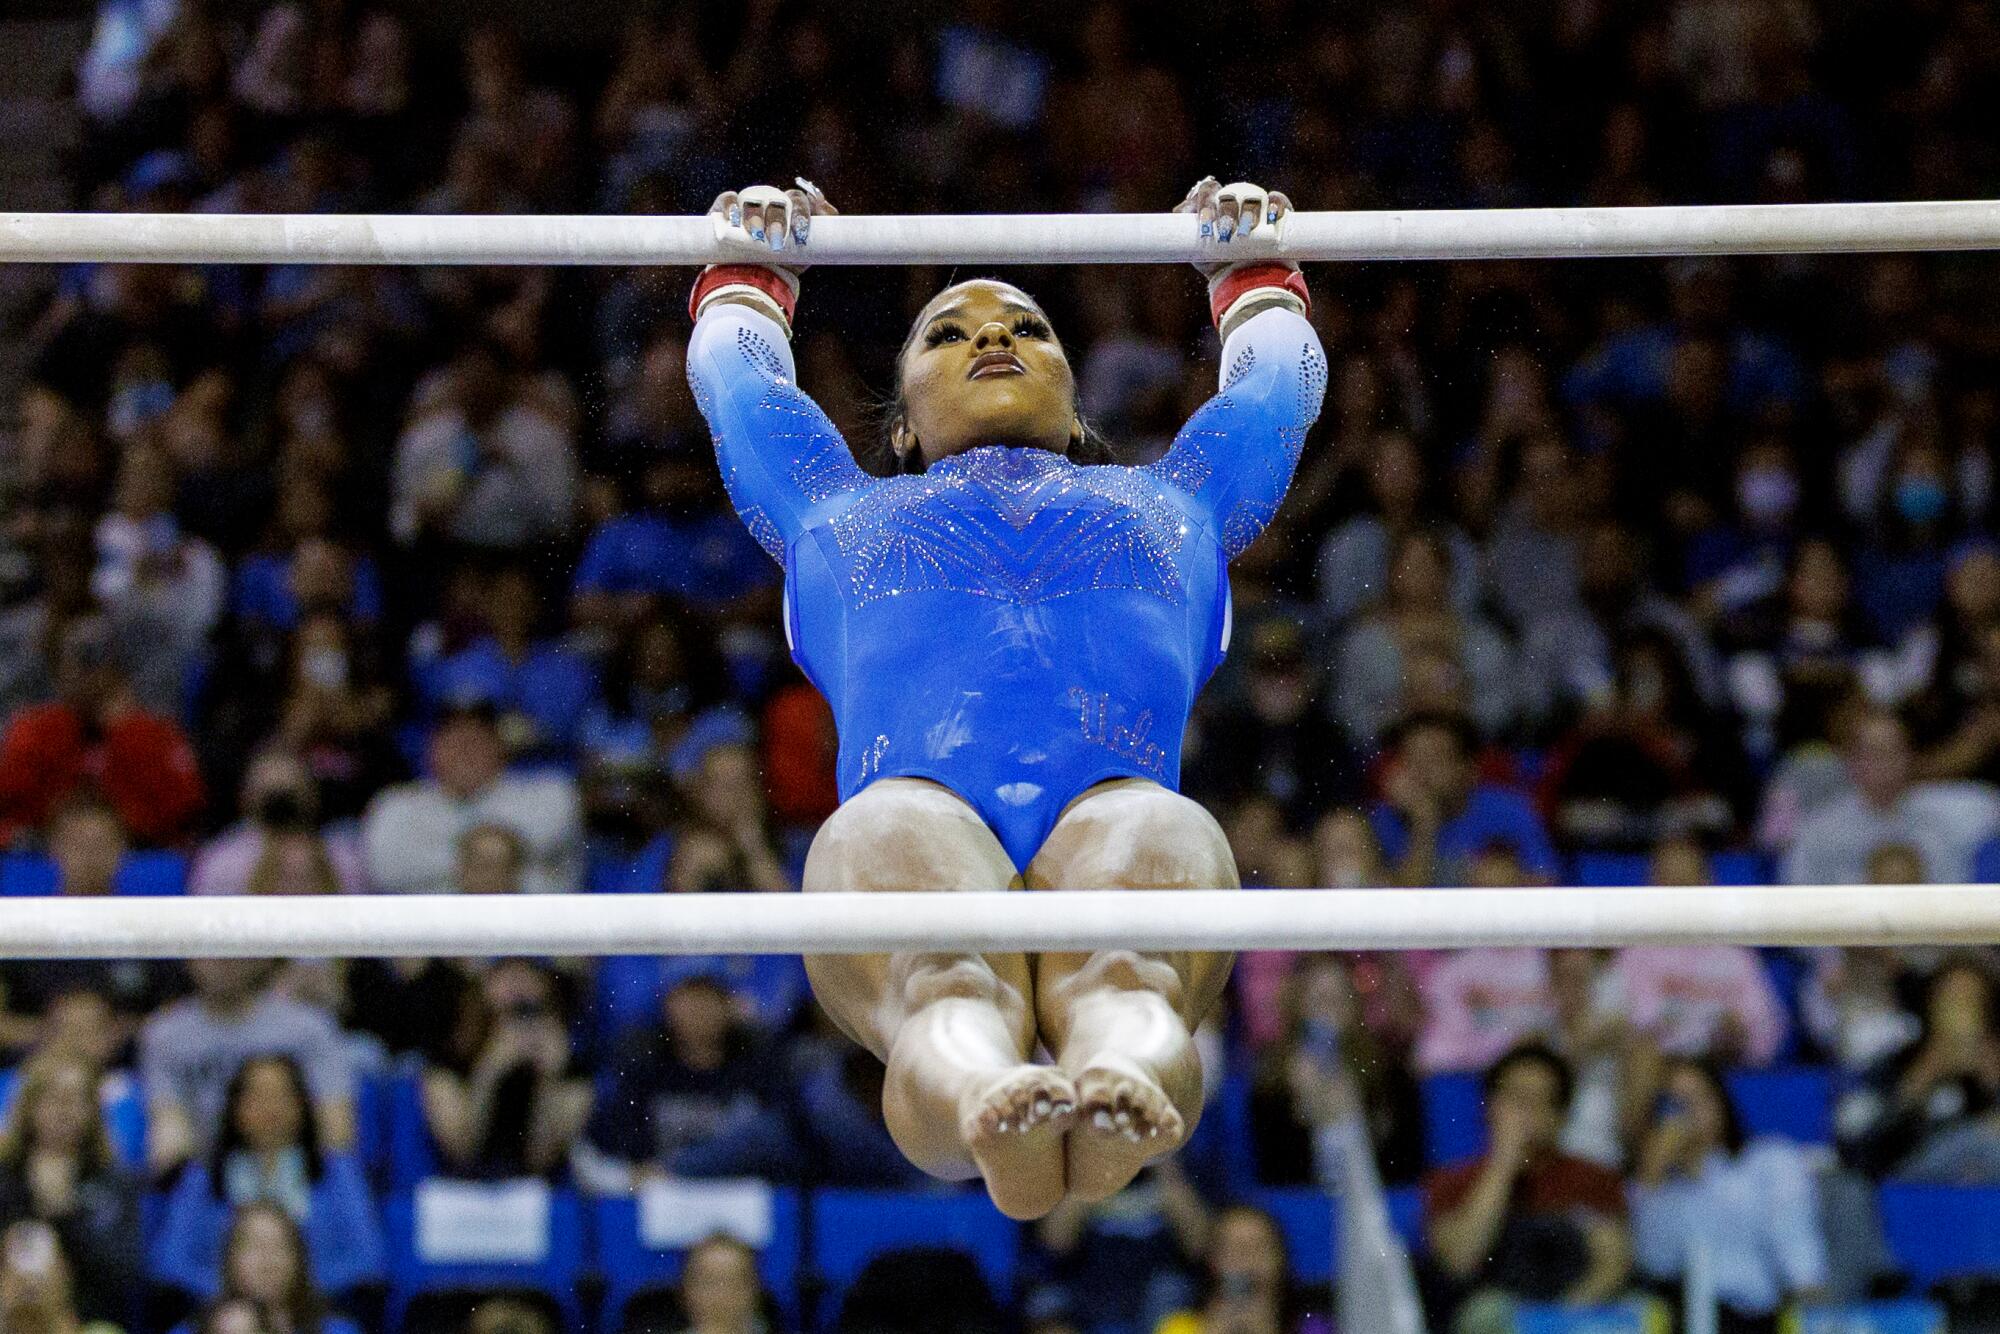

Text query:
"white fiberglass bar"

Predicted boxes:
[[5, 201, 2000, 267], [0, 887, 1994, 959]]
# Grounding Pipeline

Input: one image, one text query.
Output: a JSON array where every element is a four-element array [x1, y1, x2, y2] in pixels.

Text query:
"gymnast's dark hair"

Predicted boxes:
[[864, 284, 1117, 477]]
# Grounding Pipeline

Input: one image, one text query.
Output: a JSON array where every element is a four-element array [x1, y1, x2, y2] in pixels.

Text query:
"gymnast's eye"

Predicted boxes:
[[924, 322, 966, 347], [1012, 316, 1052, 340]]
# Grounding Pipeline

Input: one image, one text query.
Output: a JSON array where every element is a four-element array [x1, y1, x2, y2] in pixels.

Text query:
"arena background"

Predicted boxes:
[[1, 1, 1999, 1333]]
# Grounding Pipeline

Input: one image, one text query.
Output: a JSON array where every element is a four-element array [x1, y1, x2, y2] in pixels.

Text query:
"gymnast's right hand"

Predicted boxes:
[[709, 179, 837, 261], [693, 180, 837, 331]]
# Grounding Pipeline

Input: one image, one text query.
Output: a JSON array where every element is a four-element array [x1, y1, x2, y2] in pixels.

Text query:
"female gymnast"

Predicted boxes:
[[685, 177, 1325, 1217]]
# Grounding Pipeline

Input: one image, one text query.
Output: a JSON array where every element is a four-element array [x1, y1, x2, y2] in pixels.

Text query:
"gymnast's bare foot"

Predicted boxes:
[[961, 1066, 1077, 1219], [1065, 1052, 1186, 1202]]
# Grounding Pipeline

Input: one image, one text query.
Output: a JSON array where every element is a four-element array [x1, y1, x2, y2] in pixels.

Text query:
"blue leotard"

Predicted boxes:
[[688, 302, 1326, 872]]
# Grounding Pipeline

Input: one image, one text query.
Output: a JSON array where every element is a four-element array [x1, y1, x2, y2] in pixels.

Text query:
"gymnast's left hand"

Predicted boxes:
[[1175, 176, 1293, 271], [709, 178, 838, 264]]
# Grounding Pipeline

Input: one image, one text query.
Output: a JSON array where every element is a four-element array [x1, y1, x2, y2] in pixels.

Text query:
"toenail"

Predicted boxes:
[[1093, 1110, 1114, 1131]]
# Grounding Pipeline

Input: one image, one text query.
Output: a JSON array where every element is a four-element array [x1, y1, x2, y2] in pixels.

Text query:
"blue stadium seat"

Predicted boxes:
[[0, 852, 188, 896], [1513, 1304, 1648, 1333], [1727, 1066, 1834, 1144], [1386, 1187, 1424, 1252], [1571, 851, 1769, 887], [1251, 1188, 1333, 1285], [594, 1187, 801, 1333], [1792, 1301, 1946, 1334], [811, 1190, 1020, 1313], [117, 850, 188, 895], [1421, 1072, 1487, 1166], [1879, 1184, 2000, 1286], [1193, 1070, 1260, 1198], [356, 1072, 393, 1184], [384, 1073, 439, 1189], [383, 1182, 587, 1331]]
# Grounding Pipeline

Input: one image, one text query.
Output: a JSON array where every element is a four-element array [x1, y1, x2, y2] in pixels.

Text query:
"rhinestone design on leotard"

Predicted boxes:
[[830, 447, 1188, 607]]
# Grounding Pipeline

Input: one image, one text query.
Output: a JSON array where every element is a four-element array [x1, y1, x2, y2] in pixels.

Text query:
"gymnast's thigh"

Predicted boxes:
[[801, 778, 1030, 1056]]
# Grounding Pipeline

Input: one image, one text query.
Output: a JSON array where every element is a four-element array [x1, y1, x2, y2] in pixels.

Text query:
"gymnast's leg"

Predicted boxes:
[[1025, 779, 1237, 1202], [802, 778, 1074, 1219]]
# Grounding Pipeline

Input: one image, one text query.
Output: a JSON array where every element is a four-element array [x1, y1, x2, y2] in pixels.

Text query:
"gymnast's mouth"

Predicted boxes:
[[968, 351, 1026, 379]]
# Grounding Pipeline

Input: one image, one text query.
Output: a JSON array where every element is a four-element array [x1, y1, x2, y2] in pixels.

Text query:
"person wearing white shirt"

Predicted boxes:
[[1631, 1058, 1828, 1328], [361, 703, 581, 895], [1781, 708, 2000, 885]]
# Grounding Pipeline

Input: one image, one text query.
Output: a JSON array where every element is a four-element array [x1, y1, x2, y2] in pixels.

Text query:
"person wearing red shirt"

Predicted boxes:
[[0, 617, 204, 846], [1423, 1042, 1633, 1332]]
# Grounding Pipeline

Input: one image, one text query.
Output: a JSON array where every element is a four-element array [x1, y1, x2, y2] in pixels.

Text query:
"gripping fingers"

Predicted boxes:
[[785, 188, 811, 246], [1216, 182, 1267, 242]]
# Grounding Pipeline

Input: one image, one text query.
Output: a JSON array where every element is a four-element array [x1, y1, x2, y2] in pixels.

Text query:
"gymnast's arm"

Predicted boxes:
[[1149, 301, 1327, 559], [684, 182, 871, 563], [685, 299, 871, 562]]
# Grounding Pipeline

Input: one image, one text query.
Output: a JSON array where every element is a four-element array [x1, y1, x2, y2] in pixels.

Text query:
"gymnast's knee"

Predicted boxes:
[[805, 780, 1005, 892], [897, 954, 1012, 1012], [1053, 786, 1239, 891]]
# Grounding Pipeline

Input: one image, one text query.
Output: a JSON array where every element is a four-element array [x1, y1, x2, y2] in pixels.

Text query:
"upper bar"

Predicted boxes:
[[5, 201, 2000, 266], [0, 887, 1993, 958]]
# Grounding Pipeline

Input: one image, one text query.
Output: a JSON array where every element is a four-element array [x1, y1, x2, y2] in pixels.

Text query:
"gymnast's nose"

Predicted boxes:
[[973, 321, 1014, 351]]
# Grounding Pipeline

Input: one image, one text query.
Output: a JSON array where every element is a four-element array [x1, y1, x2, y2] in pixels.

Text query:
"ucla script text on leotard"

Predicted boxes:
[[688, 303, 1327, 872]]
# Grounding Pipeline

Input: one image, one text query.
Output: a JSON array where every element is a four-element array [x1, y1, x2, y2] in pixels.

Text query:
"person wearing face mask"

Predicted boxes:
[[1852, 438, 1963, 643], [1682, 438, 1804, 619]]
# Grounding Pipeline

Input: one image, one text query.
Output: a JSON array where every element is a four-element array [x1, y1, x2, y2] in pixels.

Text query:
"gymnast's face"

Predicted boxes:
[[894, 280, 1082, 468]]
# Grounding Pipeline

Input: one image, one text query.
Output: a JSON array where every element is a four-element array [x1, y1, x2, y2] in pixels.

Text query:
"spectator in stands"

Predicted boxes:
[[1837, 956, 2000, 1182], [1610, 837, 1789, 1067], [174, 1203, 361, 1334], [1781, 706, 2000, 884], [577, 610, 713, 841], [1187, 619, 1356, 830], [1915, 616, 2000, 785], [1630, 1057, 1827, 1331], [389, 337, 576, 553], [1537, 626, 1751, 848], [787, 1026, 927, 1188], [1249, 954, 1423, 1187], [361, 701, 582, 895], [1802, 845, 1929, 1072], [1720, 537, 1875, 769], [427, 567, 596, 762], [1317, 432, 1481, 627], [91, 442, 224, 653], [1517, 520, 1720, 734], [196, 1299, 276, 1334], [1370, 713, 1558, 887], [1545, 948, 1632, 1169], [570, 452, 775, 629], [1423, 1043, 1632, 1328], [152, 1056, 382, 1303], [1334, 528, 1517, 748], [1851, 437, 1964, 643], [0, 616, 204, 846], [583, 968, 799, 1186], [1415, 848, 1558, 1074], [139, 959, 355, 1177], [0, 799, 180, 1054], [0, 1053, 140, 1323], [667, 1234, 776, 1334], [190, 749, 365, 897], [660, 727, 792, 895], [0, 1220, 117, 1334], [1034, 1158, 1209, 1334], [422, 959, 591, 1180], [1152, 1204, 1326, 1334]]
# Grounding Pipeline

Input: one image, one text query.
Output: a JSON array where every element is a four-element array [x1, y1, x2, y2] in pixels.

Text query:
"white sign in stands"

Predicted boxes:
[[638, 1178, 775, 1253], [414, 1179, 553, 1265]]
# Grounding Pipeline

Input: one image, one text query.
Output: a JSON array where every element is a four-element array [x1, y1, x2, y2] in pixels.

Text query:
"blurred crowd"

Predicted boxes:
[[5, 0, 2000, 1331]]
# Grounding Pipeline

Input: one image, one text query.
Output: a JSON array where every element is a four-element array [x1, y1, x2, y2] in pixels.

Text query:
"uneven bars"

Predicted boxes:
[[0, 887, 1994, 959], [6, 201, 2000, 266]]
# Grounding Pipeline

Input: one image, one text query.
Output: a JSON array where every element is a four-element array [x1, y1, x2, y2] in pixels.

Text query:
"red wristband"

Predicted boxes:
[[1207, 262, 1311, 330], [688, 264, 800, 325]]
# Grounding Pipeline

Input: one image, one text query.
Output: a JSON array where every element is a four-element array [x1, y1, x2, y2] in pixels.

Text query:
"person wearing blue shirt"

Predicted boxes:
[[152, 1056, 384, 1304], [570, 453, 776, 624], [687, 178, 1324, 1219], [1371, 712, 1560, 886], [426, 566, 598, 760]]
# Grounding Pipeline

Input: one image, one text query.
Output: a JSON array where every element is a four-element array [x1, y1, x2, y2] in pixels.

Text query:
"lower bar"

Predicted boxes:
[[0, 887, 1991, 959]]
